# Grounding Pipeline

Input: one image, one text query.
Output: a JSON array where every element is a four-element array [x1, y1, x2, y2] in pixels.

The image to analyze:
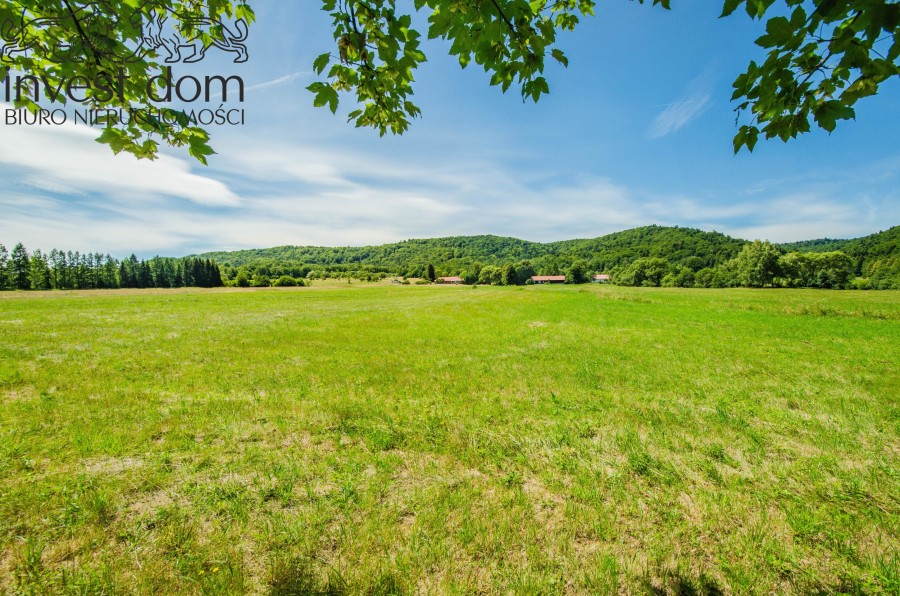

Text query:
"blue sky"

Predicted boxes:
[[1, 1, 898, 257]]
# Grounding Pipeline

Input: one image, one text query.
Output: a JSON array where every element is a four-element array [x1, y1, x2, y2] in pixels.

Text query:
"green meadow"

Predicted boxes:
[[0, 284, 897, 594]]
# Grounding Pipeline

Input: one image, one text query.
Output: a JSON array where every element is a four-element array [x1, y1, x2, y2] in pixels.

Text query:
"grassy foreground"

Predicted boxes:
[[0, 284, 897, 594]]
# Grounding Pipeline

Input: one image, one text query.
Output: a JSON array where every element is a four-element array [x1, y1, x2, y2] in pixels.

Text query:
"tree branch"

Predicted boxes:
[[62, 0, 104, 66], [488, 0, 527, 46]]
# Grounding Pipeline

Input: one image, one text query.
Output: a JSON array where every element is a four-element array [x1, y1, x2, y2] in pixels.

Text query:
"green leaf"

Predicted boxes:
[[733, 125, 759, 153], [720, 0, 743, 18], [814, 100, 855, 133], [313, 53, 331, 75], [551, 49, 569, 67], [312, 84, 340, 114], [764, 17, 793, 45]]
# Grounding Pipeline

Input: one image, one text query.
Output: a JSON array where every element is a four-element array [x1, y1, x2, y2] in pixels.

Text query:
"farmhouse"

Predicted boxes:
[[438, 276, 463, 285], [532, 276, 566, 285], [592, 274, 611, 283]]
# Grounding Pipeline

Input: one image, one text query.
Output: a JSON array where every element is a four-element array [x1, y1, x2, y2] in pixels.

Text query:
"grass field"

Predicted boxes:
[[0, 284, 898, 594]]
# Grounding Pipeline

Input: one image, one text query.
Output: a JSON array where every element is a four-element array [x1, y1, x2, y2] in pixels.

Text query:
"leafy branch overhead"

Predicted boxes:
[[726, 0, 900, 152], [308, 0, 650, 135], [310, 0, 897, 152], [2, 1, 897, 162]]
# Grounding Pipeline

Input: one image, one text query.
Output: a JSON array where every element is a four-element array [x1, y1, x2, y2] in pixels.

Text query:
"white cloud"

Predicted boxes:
[[719, 195, 891, 243], [0, 111, 896, 255], [204, 71, 309, 101], [0, 106, 241, 207], [649, 95, 711, 138], [244, 71, 309, 93], [648, 73, 714, 139]]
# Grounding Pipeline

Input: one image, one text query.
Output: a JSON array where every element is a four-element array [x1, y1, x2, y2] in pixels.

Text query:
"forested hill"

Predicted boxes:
[[548, 227, 745, 270], [5, 226, 897, 293], [197, 234, 549, 270], [780, 226, 899, 265], [194, 225, 899, 289], [198, 226, 744, 271]]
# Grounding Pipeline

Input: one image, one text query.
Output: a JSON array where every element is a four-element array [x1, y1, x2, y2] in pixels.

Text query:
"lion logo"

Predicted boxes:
[[0, 2, 249, 66], [1, 10, 73, 64], [140, 10, 249, 64]]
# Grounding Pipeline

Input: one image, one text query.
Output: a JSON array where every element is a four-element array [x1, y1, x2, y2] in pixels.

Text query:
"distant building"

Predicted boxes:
[[438, 276, 464, 285], [532, 276, 566, 284], [592, 274, 611, 283]]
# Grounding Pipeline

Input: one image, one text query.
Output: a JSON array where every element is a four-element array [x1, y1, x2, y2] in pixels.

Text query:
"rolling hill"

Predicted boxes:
[[196, 225, 900, 282], [197, 226, 746, 272]]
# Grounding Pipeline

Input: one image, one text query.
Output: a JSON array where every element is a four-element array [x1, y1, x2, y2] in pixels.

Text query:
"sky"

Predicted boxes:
[[1, 1, 898, 258]]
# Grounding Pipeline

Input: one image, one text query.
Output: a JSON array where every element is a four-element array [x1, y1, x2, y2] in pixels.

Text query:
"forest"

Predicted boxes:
[[3, 225, 898, 291], [202, 225, 900, 290], [0, 244, 223, 291]]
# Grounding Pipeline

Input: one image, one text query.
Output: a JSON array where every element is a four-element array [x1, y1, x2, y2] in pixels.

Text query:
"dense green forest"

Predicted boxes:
[[199, 226, 744, 273], [781, 226, 900, 283], [198, 225, 900, 290], [0, 243, 224, 291], [3, 226, 898, 291]]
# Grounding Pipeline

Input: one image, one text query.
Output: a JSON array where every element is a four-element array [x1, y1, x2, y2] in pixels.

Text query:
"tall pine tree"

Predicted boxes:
[[10, 244, 30, 290], [0, 244, 9, 290], [29, 250, 51, 290]]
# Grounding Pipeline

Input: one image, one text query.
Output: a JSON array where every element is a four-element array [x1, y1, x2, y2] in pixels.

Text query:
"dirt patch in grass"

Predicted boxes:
[[128, 490, 177, 516], [83, 456, 144, 475], [1, 387, 38, 403], [523, 476, 566, 530]]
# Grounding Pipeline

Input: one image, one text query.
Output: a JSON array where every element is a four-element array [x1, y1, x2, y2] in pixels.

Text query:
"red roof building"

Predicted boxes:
[[531, 276, 566, 284], [438, 276, 464, 284]]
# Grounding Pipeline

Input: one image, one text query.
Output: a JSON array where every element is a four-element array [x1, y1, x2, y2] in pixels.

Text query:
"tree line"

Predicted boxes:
[[4, 225, 897, 291], [217, 242, 898, 291], [606, 241, 895, 290], [206, 226, 900, 290], [0, 243, 224, 291], [431, 244, 895, 290]]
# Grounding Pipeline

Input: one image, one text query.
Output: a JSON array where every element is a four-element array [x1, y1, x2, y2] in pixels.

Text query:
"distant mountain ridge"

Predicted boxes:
[[196, 225, 899, 272]]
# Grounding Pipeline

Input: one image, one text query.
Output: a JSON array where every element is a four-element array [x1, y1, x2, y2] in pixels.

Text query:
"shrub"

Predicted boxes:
[[566, 260, 590, 284], [272, 275, 298, 287], [694, 268, 715, 288]]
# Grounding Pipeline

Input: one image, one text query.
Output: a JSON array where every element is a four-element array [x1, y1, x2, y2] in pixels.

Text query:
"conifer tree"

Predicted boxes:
[[29, 250, 51, 291], [10, 244, 30, 290], [0, 244, 9, 290]]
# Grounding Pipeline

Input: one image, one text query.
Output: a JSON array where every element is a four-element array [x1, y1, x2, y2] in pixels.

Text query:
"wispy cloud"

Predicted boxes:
[[0, 106, 896, 256], [245, 71, 308, 93], [648, 74, 714, 139], [203, 71, 309, 101], [0, 106, 240, 207]]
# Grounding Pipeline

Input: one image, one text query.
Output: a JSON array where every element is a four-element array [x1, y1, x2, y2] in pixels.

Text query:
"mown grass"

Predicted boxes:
[[0, 284, 897, 594]]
